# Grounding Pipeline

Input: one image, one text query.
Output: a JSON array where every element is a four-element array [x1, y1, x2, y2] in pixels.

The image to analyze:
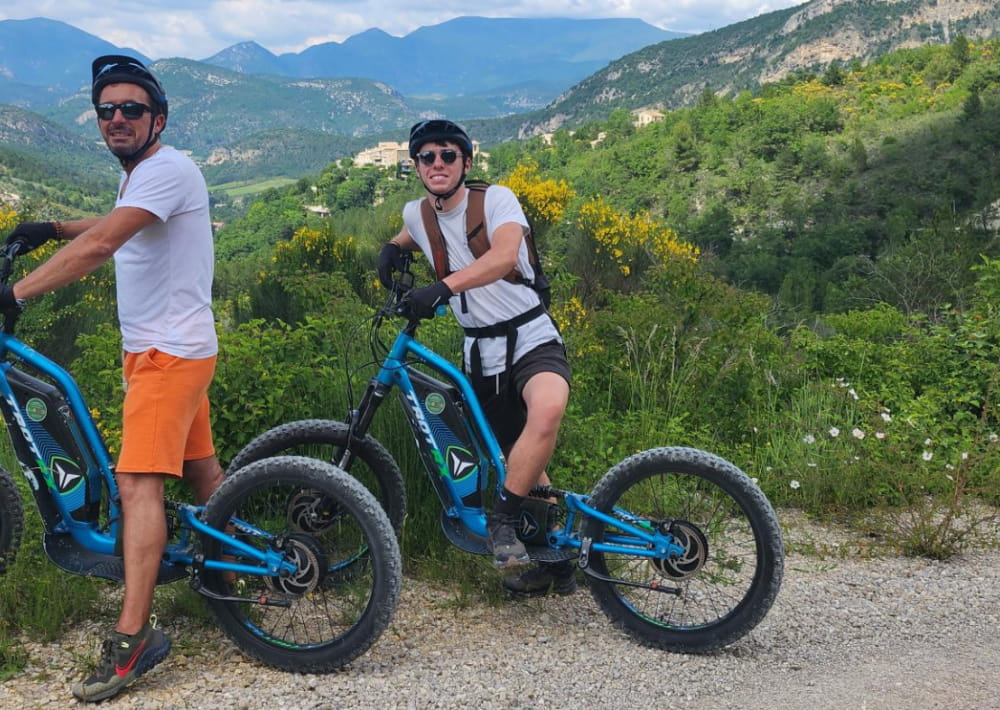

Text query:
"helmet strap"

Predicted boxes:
[[422, 166, 468, 210], [114, 116, 160, 168]]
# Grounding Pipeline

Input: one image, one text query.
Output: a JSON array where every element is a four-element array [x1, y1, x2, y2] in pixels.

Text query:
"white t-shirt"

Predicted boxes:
[[402, 184, 560, 376], [114, 146, 217, 358]]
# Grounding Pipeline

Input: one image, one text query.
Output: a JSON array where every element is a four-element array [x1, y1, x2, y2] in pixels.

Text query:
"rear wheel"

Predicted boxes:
[[581, 447, 783, 653], [0, 467, 23, 575], [201, 455, 401, 672], [227, 419, 406, 536]]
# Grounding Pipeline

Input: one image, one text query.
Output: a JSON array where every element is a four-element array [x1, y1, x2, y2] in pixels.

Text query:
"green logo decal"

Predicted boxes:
[[25, 398, 47, 422], [425, 392, 446, 415]]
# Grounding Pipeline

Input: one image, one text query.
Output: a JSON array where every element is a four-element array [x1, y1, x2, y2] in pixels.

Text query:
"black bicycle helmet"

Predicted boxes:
[[91, 55, 168, 120], [408, 119, 473, 160], [91, 54, 168, 166]]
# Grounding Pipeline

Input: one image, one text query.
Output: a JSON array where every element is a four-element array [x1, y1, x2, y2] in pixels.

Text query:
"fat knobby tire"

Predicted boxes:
[[582, 446, 784, 653], [201, 455, 401, 672]]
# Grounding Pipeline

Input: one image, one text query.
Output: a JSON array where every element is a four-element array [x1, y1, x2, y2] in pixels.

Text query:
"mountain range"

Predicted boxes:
[[496, 0, 1000, 140], [0, 17, 678, 115], [2, 1, 1000, 189], [203, 17, 681, 99]]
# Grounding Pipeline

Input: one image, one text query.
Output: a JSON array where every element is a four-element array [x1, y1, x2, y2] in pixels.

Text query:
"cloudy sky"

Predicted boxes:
[[1, 1, 806, 59]]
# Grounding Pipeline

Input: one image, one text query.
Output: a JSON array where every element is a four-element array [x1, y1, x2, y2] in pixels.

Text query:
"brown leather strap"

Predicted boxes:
[[420, 197, 450, 281], [419, 181, 524, 284]]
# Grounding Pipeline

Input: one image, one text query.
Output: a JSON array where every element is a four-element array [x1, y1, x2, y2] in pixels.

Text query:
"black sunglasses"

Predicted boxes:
[[416, 149, 459, 166], [95, 101, 152, 121]]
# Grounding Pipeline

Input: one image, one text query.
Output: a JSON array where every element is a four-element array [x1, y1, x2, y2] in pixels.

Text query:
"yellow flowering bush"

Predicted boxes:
[[575, 196, 698, 281], [500, 163, 575, 227], [247, 224, 373, 323], [0, 207, 17, 234], [272, 226, 356, 275]]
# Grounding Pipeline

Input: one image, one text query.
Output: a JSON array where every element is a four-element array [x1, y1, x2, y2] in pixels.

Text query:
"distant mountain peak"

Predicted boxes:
[[203, 41, 281, 75]]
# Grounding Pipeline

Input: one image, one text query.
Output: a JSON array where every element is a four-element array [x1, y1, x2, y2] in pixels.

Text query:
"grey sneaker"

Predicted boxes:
[[502, 560, 578, 598], [71, 616, 171, 702], [487, 512, 531, 568]]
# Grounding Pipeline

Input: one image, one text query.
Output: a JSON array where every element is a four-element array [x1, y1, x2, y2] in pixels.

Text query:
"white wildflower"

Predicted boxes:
[[829, 427, 840, 438], [803, 434, 816, 444], [922, 451, 933, 461], [790, 480, 801, 489], [852, 428, 865, 440]]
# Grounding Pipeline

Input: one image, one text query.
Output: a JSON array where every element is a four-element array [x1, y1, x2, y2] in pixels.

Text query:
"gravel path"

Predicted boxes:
[[3, 526, 999, 709]]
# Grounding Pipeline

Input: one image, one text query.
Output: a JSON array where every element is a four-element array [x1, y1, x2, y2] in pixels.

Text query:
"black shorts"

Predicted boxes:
[[470, 340, 571, 453]]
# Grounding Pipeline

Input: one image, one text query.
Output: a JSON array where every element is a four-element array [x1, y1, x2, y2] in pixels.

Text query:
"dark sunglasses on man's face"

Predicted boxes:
[[416, 149, 459, 166], [95, 101, 152, 121]]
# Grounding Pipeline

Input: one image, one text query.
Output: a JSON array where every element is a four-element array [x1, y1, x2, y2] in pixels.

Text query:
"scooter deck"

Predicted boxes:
[[439, 512, 577, 563], [44, 532, 188, 585]]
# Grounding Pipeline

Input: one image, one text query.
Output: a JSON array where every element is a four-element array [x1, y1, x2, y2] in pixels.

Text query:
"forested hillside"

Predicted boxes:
[[220, 37, 1000, 321], [1, 38, 999, 588], [496, 0, 1000, 141]]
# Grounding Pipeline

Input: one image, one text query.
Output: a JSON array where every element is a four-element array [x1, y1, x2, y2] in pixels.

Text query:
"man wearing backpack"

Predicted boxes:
[[377, 119, 575, 597]]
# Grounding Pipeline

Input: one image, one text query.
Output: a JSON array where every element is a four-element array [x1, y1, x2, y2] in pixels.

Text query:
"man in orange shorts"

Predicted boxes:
[[1, 55, 222, 703]]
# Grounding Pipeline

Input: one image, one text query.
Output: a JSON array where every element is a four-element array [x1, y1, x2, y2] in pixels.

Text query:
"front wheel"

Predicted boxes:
[[227, 419, 406, 536], [201, 455, 401, 672], [0, 467, 24, 575], [581, 447, 783, 653]]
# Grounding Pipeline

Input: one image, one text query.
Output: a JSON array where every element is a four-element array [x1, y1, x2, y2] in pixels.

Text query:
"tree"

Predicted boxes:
[[671, 120, 700, 172]]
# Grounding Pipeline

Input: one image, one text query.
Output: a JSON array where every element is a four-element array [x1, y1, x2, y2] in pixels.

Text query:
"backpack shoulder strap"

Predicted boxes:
[[465, 182, 525, 285], [420, 197, 450, 281], [464, 181, 489, 255]]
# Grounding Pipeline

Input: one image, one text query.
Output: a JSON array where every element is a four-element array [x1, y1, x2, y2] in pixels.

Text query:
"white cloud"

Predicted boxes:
[[0, 0, 805, 58]]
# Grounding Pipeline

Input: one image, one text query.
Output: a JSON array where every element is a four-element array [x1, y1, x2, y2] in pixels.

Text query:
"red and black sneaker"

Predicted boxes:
[[71, 616, 171, 702]]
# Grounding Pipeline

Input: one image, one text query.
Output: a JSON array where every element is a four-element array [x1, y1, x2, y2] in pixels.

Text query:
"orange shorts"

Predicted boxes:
[[117, 348, 217, 476]]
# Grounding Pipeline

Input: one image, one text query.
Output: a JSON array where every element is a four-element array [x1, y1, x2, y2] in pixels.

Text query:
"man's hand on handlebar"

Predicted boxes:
[[0, 284, 24, 319], [4, 222, 57, 256], [407, 280, 453, 320]]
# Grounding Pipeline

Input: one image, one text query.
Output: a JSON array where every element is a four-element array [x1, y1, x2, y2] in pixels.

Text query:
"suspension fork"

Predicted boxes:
[[337, 379, 390, 471]]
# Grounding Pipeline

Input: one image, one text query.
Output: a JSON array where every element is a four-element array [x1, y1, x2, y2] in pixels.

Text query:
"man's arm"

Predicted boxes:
[[13, 206, 159, 299], [440, 222, 522, 294], [58, 217, 103, 239], [389, 226, 419, 251]]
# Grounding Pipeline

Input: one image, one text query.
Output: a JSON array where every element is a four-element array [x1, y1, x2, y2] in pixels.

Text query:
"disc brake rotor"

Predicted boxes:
[[267, 533, 328, 596], [287, 488, 342, 534], [652, 520, 709, 580]]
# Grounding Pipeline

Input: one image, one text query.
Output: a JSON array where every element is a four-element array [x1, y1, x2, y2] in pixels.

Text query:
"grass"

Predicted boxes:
[[210, 177, 297, 198]]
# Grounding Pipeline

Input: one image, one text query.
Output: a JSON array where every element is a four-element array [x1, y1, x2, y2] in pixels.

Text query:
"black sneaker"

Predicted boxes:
[[487, 512, 531, 568], [71, 616, 171, 703], [502, 560, 578, 598]]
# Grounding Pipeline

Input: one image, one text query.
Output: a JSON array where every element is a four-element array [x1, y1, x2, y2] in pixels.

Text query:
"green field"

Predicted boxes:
[[211, 177, 297, 197]]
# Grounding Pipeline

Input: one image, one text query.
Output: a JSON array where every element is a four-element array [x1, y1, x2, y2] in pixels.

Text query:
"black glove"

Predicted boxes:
[[0, 285, 24, 315], [5, 222, 58, 255], [408, 280, 453, 320], [377, 242, 406, 290]]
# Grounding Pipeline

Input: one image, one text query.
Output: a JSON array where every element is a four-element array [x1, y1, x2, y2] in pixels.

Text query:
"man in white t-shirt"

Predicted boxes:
[[377, 119, 576, 598], [1, 55, 220, 703]]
